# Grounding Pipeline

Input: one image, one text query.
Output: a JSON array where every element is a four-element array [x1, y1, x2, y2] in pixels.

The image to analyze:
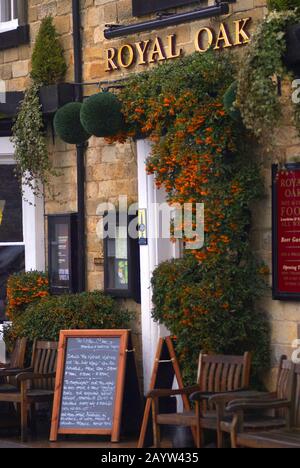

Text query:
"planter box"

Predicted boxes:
[[285, 24, 300, 75], [39, 83, 76, 115]]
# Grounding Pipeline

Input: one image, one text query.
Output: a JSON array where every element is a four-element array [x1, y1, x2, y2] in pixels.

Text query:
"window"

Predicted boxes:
[[104, 213, 141, 303], [0, 0, 18, 33], [0, 155, 25, 321]]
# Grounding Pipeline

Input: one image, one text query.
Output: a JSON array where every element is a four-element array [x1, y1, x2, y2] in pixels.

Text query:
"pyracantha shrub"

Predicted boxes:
[[110, 52, 270, 385]]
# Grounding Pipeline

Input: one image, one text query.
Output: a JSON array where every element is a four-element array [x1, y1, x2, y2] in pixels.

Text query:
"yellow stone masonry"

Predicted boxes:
[[2, 0, 300, 388]]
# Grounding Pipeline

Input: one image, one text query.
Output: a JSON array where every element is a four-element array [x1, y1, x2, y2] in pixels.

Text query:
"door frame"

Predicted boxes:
[[137, 139, 180, 393]]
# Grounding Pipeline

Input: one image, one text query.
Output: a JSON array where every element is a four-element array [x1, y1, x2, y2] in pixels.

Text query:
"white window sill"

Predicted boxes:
[[0, 19, 18, 34]]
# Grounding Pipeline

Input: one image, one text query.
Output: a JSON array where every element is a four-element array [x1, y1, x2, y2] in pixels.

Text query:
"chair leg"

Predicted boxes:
[[217, 429, 224, 449], [230, 415, 239, 449], [20, 401, 28, 442], [151, 399, 161, 448], [195, 402, 203, 449], [30, 403, 37, 436]]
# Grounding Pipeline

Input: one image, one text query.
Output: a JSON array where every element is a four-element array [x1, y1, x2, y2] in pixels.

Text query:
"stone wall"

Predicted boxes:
[[2, 0, 299, 388]]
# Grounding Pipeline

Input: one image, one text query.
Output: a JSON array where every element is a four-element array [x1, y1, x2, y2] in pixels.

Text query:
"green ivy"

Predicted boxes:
[[268, 0, 300, 11], [11, 83, 58, 197], [237, 10, 300, 139]]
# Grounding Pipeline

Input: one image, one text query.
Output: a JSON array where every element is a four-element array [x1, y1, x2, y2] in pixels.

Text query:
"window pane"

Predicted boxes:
[[13, 0, 17, 19], [0, 0, 12, 22], [0, 164, 23, 243], [50, 222, 70, 286], [0, 246, 25, 322]]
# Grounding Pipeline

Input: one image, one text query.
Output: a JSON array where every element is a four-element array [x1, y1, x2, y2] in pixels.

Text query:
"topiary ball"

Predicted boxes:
[[223, 81, 241, 122], [54, 102, 91, 144], [80, 92, 125, 138]]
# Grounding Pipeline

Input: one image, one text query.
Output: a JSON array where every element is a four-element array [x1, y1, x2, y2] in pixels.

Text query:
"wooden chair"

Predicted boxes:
[[149, 352, 251, 448], [0, 338, 27, 392], [225, 357, 296, 448], [0, 340, 58, 441]]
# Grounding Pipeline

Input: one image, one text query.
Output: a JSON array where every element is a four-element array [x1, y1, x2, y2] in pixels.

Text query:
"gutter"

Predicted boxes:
[[72, 0, 86, 293]]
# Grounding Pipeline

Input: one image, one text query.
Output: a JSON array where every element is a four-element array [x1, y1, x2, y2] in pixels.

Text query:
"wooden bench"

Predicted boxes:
[[149, 352, 252, 448], [0, 340, 58, 442], [227, 361, 300, 448]]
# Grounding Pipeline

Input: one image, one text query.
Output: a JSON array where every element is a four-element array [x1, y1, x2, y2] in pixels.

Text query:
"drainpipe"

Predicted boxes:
[[72, 0, 86, 292]]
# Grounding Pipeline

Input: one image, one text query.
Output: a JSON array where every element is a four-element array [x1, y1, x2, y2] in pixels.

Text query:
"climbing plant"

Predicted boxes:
[[236, 9, 300, 139], [110, 52, 270, 385], [11, 83, 58, 197]]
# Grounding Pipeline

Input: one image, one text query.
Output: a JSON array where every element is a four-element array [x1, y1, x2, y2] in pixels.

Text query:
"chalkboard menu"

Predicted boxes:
[[50, 330, 134, 442], [59, 337, 121, 430], [273, 163, 300, 300]]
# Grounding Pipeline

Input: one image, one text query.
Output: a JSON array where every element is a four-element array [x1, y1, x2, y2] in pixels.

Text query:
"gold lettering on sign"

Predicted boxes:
[[104, 18, 253, 72], [105, 48, 118, 71], [149, 37, 166, 63], [118, 44, 135, 68], [166, 34, 183, 59], [194, 28, 214, 53], [135, 40, 150, 65], [214, 23, 232, 50], [234, 18, 251, 45]]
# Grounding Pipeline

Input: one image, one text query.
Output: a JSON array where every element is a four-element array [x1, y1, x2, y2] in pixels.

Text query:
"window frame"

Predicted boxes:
[[0, 0, 18, 33]]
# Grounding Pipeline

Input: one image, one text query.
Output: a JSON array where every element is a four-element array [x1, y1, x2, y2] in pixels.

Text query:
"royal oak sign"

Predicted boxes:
[[105, 17, 251, 72]]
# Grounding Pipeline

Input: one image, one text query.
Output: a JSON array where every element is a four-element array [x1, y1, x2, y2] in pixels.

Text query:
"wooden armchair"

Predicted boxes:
[[0, 338, 27, 392], [224, 359, 298, 448], [0, 340, 58, 441], [149, 352, 251, 448]]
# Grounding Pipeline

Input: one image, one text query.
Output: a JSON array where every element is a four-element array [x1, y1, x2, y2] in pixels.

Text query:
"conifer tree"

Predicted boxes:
[[31, 16, 67, 86]]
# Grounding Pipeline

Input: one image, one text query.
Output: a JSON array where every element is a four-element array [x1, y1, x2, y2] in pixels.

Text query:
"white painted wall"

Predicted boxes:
[[137, 140, 181, 394]]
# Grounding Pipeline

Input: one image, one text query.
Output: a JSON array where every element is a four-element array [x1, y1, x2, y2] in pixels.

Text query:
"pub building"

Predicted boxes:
[[0, 0, 300, 397]]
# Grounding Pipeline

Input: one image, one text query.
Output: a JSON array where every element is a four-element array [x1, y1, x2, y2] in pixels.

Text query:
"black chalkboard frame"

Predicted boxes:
[[50, 330, 129, 443]]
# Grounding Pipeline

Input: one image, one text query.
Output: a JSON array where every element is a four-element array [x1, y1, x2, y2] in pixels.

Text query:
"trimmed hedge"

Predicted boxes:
[[80, 92, 125, 138], [5, 291, 133, 343], [54, 102, 91, 144]]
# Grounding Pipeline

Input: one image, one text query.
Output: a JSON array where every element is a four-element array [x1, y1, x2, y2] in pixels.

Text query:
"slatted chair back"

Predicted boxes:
[[31, 340, 58, 391], [10, 338, 27, 369], [293, 364, 300, 428], [275, 356, 295, 401], [197, 352, 251, 393]]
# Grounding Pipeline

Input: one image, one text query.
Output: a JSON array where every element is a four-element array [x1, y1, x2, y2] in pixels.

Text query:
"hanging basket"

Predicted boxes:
[[80, 92, 125, 138], [54, 102, 91, 145]]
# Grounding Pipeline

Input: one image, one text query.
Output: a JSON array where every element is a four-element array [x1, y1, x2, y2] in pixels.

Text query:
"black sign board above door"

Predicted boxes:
[[132, 0, 198, 17]]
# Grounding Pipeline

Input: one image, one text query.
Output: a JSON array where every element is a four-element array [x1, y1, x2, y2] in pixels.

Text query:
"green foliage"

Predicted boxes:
[[237, 10, 300, 139], [80, 92, 126, 138], [223, 81, 241, 122], [6, 291, 133, 343], [11, 83, 57, 197], [268, 0, 300, 11], [152, 256, 270, 386], [54, 103, 91, 144], [117, 51, 270, 386], [31, 16, 67, 86]]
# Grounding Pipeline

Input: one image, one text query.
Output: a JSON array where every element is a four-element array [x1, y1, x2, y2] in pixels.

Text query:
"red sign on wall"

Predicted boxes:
[[273, 164, 300, 300]]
